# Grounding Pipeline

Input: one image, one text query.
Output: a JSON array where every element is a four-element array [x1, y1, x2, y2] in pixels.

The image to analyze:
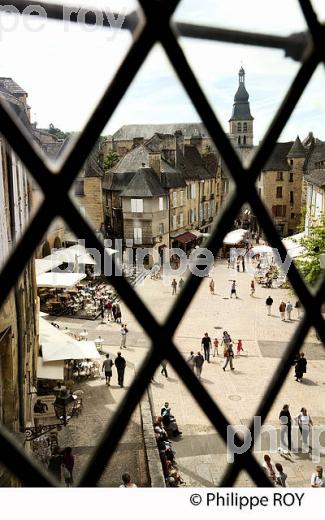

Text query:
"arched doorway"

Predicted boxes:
[[42, 241, 51, 258], [53, 237, 62, 250]]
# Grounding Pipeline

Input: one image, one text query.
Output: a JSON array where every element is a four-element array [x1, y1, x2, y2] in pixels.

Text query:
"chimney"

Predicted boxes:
[[148, 152, 161, 177], [174, 130, 184, 167], [190, 134, 203, 154]]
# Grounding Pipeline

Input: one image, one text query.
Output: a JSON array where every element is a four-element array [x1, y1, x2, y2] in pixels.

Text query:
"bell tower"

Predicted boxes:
[[229, 67, 254, 147]]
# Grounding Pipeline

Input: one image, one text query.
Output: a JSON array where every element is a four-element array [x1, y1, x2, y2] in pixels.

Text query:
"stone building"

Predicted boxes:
[[256, 137, 306, 237], [103, 130, 216, 252], [102, 122, 216, 159], [72, 147, 105, 240], [303, 136, 325, 231], [0, 81, 39, 485]]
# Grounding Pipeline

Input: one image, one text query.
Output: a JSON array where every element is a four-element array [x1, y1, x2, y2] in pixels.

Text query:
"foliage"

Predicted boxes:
[[295, 215, 325, 286], [297, 205, 306, 233], [103, 151, 119, 170], [47, 123, 70, 140]]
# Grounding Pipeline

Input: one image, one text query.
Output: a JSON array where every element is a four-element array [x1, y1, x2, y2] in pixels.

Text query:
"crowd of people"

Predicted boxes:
[[154, 403, 185, 487]]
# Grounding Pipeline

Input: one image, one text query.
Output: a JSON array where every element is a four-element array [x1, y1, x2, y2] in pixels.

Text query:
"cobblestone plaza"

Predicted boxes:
[[51, 260, 324, 487]]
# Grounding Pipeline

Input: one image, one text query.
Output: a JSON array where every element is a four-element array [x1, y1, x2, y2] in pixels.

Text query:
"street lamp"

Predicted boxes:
[[25, 390, 78, 441]]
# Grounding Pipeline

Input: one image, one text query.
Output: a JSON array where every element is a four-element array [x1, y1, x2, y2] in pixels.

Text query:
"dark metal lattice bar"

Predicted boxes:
[[0, 0, 324, 488]]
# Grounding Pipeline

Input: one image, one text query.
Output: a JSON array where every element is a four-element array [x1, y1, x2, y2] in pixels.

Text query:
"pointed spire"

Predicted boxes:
[[229, 66, 253, 121], [239, 66, 245, 84], [287, 135, 306, 158]]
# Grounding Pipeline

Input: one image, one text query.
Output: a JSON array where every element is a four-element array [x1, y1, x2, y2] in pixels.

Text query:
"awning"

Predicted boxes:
[[223, 229, 249, 245], [35, 258, 63, 275], [53, 245, 117, 265], [191, 230, 203, 238], [37, 357, 64, 380], [37, 272, 87, 288], [282, 233, 306, 259], [40, 318, 101, 361], [251, 245, 274, 254], [173, 232, 197, 245]]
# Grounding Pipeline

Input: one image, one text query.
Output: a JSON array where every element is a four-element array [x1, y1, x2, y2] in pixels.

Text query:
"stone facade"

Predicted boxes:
[[0, 138, 39, 487]]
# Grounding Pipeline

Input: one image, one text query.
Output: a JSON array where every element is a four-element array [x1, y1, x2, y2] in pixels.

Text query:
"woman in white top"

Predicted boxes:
[[297, 407, 313, 451]]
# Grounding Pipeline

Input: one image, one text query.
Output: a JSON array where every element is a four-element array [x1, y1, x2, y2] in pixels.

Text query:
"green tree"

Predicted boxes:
[[47, 123, 70, 140], [295, 215, 325, 286], [103, 151, 119, 170]]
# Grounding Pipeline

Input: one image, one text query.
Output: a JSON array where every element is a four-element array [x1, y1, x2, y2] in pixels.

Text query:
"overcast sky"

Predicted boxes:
[[0, 0, 324, 146]]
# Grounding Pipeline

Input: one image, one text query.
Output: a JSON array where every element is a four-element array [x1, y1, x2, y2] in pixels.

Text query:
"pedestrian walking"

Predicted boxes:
[[160, 360, 168, 378], [230, 280, 238, 298], [279, 404, 292, 453], [120, 323, 128, 348], [213, 338, 219, 357], [187, 351, 195, 371], [236, 259, 240, 272], [311, 466, 325, 487], [296, 407, 313, 452], [209, 279, 215, 295], [242, 257, 245, 272], [115, 303, 122, 323], [179, 278, 185, 291], [171, 278, 177, 295], [295, 300, 302, 319], [100, 304, 105, 324], [275, 463, 287, 487], [106, 300, 113, 321], [112, 303, 117, 322], [265, 296, 273, 316], [286, 301, 293, 321], [201, 332, 212, 363], [194, 351, 204, 379], [250, 280, 255, 296], [236, 339, 244, 356], [222, 341, 235, 371], [295, 352, 307, 382], [115, 352, 126, 387], [62, 447, 74, 487], [102, 354, 114, 386], [279, 301, 286, 321]]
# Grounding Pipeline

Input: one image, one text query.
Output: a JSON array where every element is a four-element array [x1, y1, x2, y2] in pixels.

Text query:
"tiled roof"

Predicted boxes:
[[305, 141, 325, 170], [262, 142, 293, 171], [120, 168, 166, 197], [103, 172, 136, 191], [305, 169, 325, 188], [287, 136, 306, 158], [178, 145, 215, 180], [113, 123, 208, 140], [0, 77, 27, 95]]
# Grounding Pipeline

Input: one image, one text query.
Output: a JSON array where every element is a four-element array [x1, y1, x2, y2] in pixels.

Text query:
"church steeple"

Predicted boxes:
[[229, 67, 254, 148]]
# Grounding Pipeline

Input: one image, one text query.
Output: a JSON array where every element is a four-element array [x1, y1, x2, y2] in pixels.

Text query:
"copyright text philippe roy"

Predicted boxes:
[[190, 492, 305, 509]]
